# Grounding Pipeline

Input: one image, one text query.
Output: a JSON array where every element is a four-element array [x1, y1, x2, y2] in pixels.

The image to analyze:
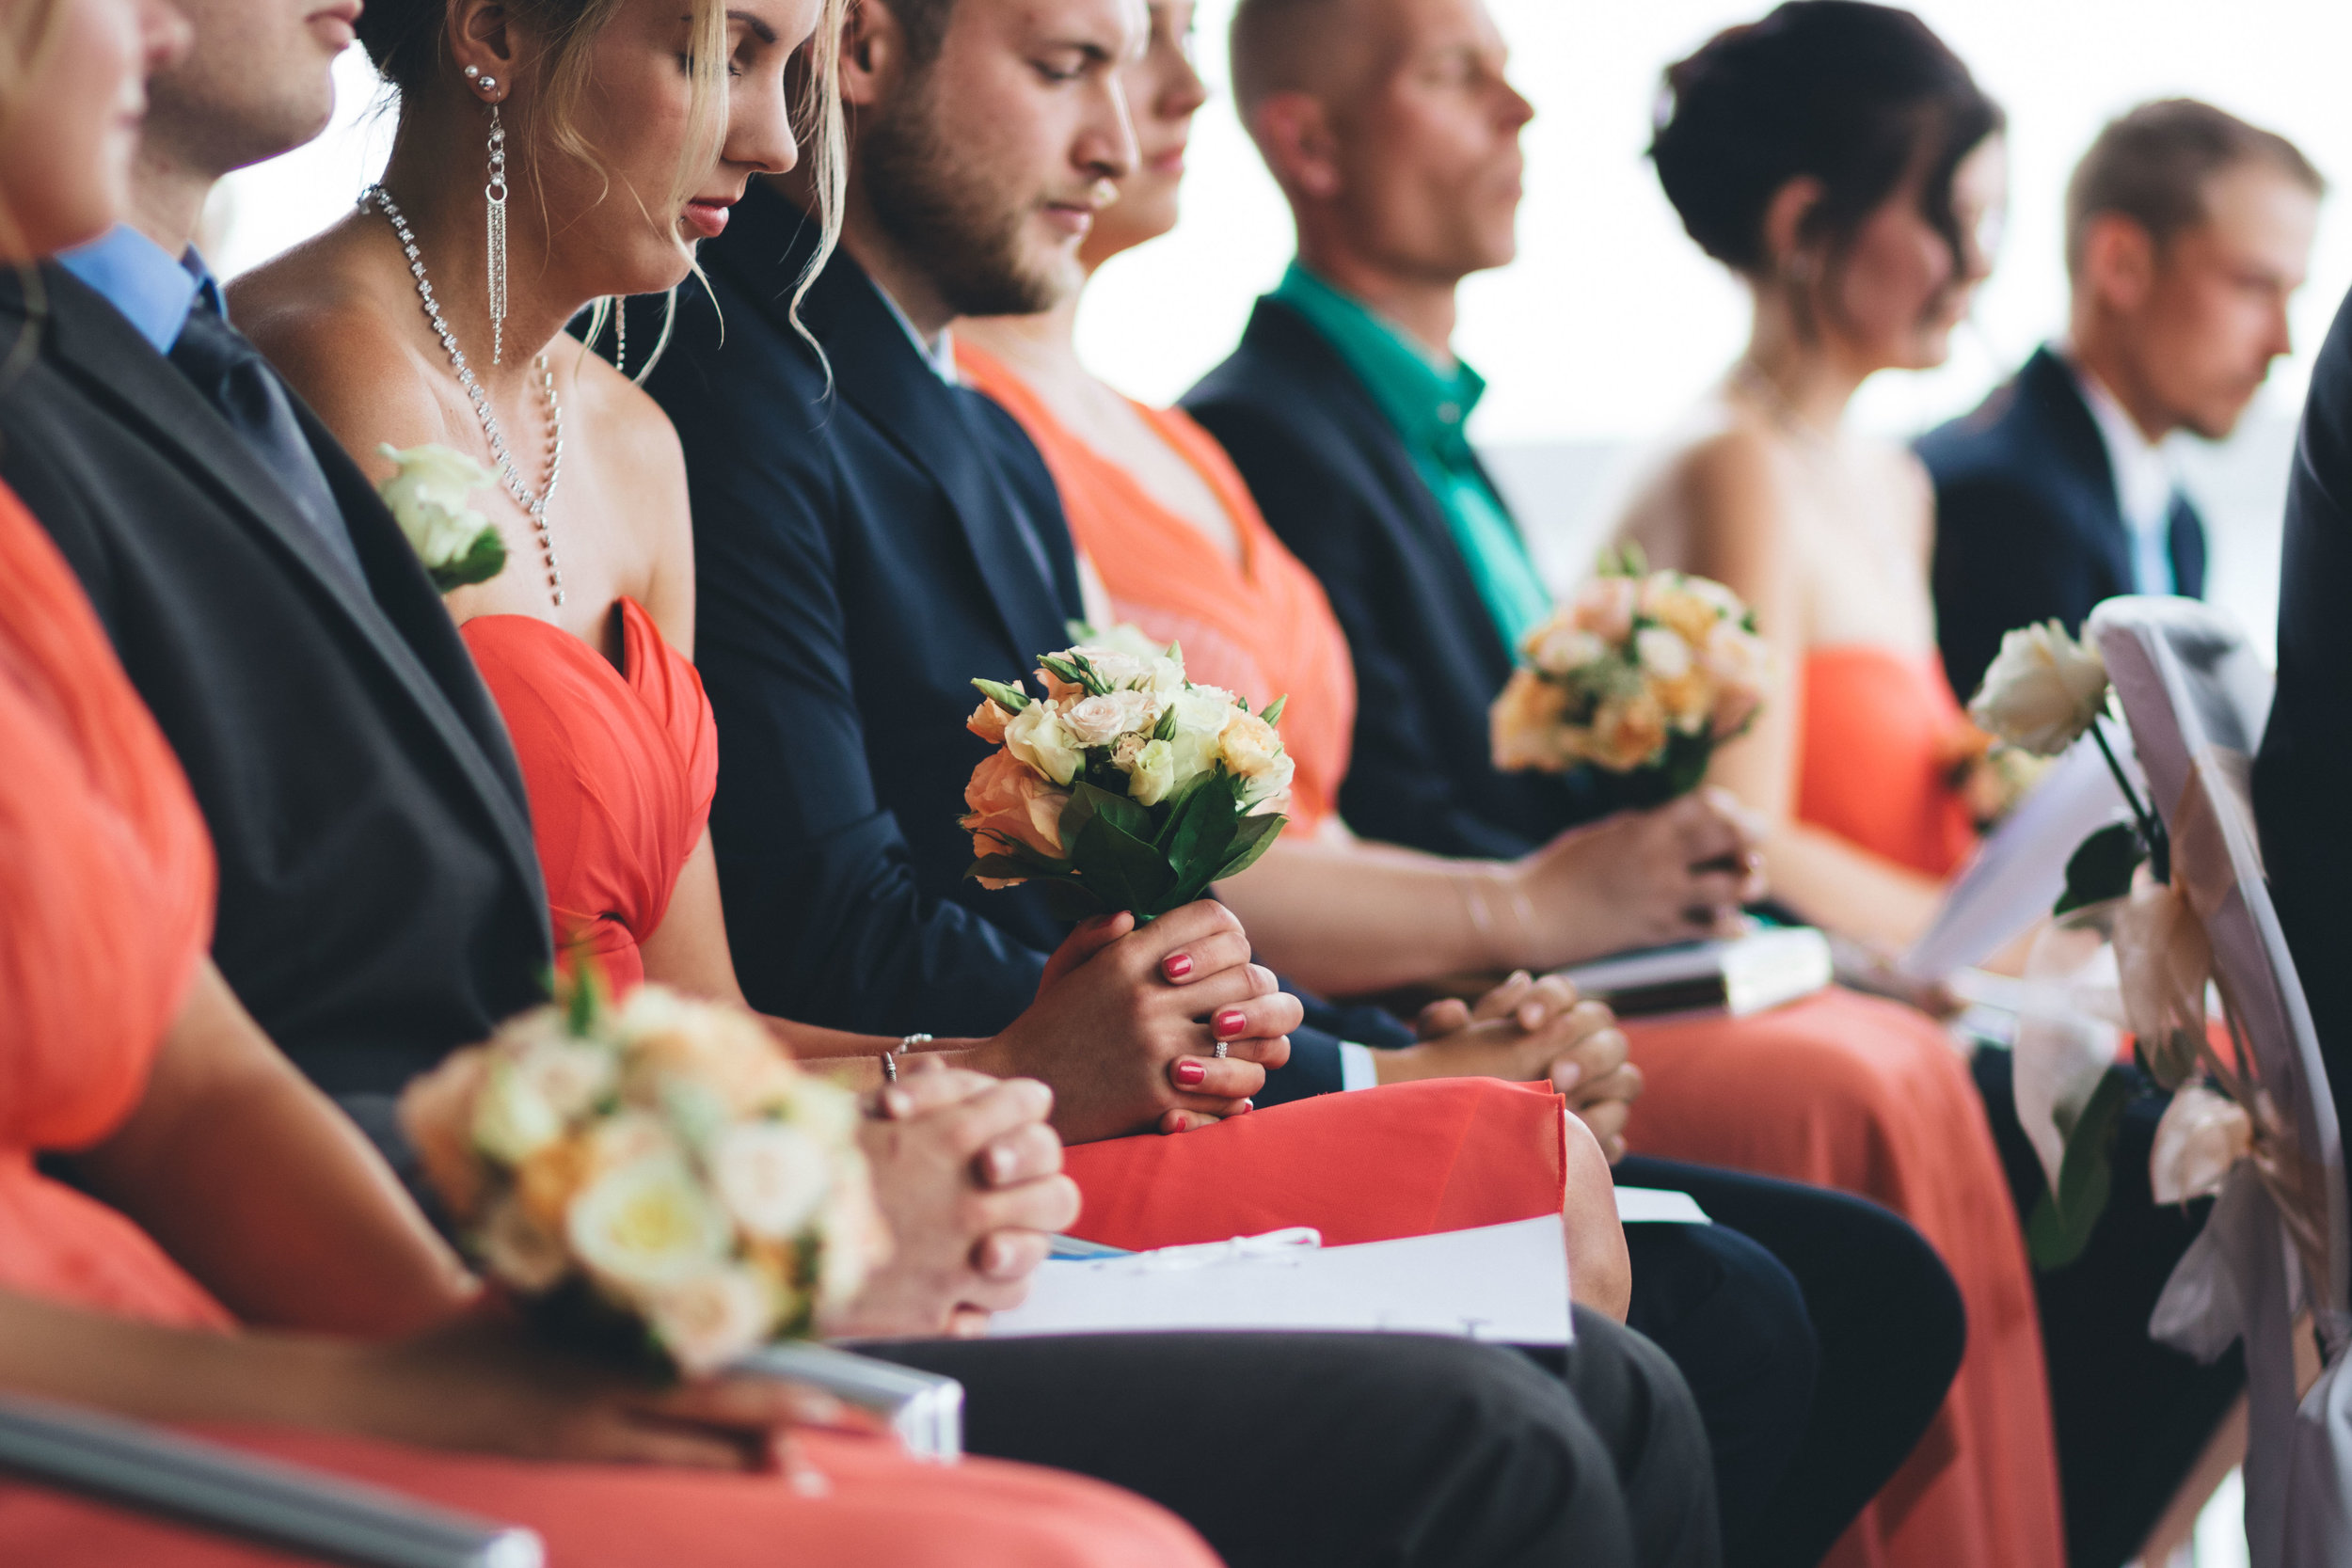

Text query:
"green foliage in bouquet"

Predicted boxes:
[[961, 635, 1295, 923]]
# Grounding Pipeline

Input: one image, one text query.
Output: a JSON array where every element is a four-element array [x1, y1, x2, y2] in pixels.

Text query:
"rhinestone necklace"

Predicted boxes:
[[362, 183, 566, 607]]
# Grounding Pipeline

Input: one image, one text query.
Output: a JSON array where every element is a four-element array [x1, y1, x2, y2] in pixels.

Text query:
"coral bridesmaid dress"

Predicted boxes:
[[460, 597, 1573, 1255], [0, 483, 1213, 1567], [969, 343, 2060, 1568], [1621, 647, 2060, 1568]]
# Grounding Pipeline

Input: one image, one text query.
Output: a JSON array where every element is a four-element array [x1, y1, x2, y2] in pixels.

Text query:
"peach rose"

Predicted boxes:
[[1586, 690, 1669, 771], [1639, 578, 1722, 649], [968, 699, 1014, 745], [962, 748, 1069, 861], [1570, 576, 1638, 642], [1490, 669, 1578, 771]]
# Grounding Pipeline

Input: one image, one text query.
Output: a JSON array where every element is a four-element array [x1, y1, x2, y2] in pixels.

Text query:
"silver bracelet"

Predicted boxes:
[[881, 1032, 933, 1084]]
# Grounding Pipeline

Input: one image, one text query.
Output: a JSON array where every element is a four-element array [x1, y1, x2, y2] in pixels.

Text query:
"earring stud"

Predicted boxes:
[[463, 64, 479, 78], [478, 74, 499, 93]]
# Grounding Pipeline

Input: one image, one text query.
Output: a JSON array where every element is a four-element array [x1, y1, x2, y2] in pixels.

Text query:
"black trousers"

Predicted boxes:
[[1972, 1049, 2245, 1568], [870, 1314, 1720, 1568], [1619, 1157, 1965, 1568]]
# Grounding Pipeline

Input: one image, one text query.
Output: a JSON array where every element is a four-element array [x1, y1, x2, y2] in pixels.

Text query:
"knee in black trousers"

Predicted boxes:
[[1617, 1155, 1965, 1568], [867, 1323, 1719, 1568]]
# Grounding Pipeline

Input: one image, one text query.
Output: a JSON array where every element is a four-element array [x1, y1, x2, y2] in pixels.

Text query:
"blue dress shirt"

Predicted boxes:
[[58, 225, 207, 354]]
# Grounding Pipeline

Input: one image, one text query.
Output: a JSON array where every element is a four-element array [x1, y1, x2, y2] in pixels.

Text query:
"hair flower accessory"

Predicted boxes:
[[962, 625, 1290, 921], [397, 971, 883, 1374], [376, 442, 508, 593]]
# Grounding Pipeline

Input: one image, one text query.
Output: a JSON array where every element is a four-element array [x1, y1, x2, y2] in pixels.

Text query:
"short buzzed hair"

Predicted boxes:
[[2066, 99, 2325, 280], [1229, 0, 1351, 118]]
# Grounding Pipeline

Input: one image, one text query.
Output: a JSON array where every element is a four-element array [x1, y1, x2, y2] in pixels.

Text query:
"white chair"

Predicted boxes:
[[2090, 594, 2352, 1568]]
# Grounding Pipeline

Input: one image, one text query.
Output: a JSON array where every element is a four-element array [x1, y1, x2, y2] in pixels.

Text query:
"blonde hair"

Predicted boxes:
[[0, 0, 72, 380]]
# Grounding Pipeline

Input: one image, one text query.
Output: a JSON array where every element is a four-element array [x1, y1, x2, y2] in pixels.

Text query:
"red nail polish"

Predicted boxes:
[[1214, 1009, 1246, 1038], [1163, 954, 1193, 980], [1173, 1059, 1207, 1087]]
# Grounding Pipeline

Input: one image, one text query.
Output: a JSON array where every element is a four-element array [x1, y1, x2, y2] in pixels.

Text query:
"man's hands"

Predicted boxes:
[[1509, 789, 1767, 969], [972, 902, 1299, 1144], [831, 1066, 1079, 1339], [1380, 973, 1644, 1162]]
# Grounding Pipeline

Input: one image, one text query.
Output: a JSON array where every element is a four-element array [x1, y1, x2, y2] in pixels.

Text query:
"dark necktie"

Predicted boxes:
[[168, 296, 369, 587]]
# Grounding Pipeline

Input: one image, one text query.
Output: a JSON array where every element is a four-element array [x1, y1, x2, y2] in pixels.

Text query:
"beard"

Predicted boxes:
[[860, 85, 1073, 319]]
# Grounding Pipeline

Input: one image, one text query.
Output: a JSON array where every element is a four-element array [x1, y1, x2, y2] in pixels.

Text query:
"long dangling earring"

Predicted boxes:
[[462, 64, 510, 365], [612, 296, 627, 378]]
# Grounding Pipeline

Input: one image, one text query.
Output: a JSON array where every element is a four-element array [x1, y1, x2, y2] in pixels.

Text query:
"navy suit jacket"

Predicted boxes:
[[0, 265, 550, 1102], [1184, 297, 1597, 862], [644, 186, 1359, 1097], [2254, 284, 2352, 1152], [1918, 345, 2208, 703]]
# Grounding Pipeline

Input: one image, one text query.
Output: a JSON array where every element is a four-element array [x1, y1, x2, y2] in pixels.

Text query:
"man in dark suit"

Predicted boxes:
[[1921, 99, 2320, 701], [0, 0, 550, 1139], [2256, 280, 2352, 1207]]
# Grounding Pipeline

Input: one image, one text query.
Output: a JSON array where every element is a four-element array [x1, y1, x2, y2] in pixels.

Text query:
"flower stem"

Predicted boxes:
[[2089, 716, 2169, 882]]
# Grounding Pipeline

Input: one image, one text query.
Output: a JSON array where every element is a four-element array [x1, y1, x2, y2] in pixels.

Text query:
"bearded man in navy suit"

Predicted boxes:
[[1919, 98, 2320, 702]]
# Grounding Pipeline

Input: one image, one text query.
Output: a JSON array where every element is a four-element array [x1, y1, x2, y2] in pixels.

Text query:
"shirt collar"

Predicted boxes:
[[2063, 348, 2175, 540], [869, 274, 959, 383], [1268, 260, 1484, 459], [56, 225, 215, 356]]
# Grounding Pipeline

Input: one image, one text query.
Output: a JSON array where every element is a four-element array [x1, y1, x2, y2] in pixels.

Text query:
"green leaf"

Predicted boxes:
[[1260, 694, 1288, 726], [970, 678, 1031, 713], [2053, 822, 2147, 916], [1152, 702, 1179, 741], [428, 528, 508, 593], [1212, 808, 1285, 882], [1071, 780, 1152, 841], [1039, 877, 1112, 923], [2026, 1068, 2132, 1269], [1071, 808, 1176, 919]]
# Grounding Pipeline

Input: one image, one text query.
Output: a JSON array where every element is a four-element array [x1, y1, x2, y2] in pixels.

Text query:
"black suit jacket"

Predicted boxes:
[[1184, 297, 1596, 862], [1918, 345, 2208, 702], [0, 265, 551, 1099], [644, 185, 1361, 1096], [2254, 284, 2352, 1151]]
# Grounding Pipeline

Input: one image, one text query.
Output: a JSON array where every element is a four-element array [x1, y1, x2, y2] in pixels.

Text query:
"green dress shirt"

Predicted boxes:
[[1268, 261, 1552, 654]]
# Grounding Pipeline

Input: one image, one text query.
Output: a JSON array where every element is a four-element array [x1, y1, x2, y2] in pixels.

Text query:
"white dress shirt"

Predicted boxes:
[[2068, 357, 2180, 597]]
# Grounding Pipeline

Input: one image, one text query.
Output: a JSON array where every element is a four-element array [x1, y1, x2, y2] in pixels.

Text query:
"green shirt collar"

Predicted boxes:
[[1269, 261, 1486, 462]]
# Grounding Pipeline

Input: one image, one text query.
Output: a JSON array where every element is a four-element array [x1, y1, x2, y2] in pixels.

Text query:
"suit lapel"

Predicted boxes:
[[714, 198, 1077, 661], [1249, 299, 1518, 677], [42, 265, 546, 908], [2024, 347, 2137, 594]]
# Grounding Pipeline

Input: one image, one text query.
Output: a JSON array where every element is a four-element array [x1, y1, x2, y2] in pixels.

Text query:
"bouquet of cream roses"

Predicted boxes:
[[377, 442, 506, 593], [397, 974, 884, 1374], [1490, 552, 1769, 803], [963, 628, 1293, 922]]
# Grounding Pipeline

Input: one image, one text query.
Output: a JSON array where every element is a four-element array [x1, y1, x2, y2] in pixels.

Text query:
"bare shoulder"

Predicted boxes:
[[564, 340, 687, 484], [230, 221, 453, 478], [1663, 416, 1796, 547]]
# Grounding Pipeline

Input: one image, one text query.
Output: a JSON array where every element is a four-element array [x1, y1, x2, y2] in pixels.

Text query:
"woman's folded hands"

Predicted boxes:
[[967, 902, 1299, 1144]]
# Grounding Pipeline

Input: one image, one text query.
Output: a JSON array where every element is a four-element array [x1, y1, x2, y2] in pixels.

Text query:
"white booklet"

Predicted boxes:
[[1900, 736, 2137, 981], [1560, 926, 1833, 1018], [989, 1216, 1573, 1345]]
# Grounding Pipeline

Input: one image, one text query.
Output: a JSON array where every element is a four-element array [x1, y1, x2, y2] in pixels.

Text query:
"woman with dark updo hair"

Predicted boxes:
[[1617, 0, 2007, 950], [1608, 8, 2070, 1568]]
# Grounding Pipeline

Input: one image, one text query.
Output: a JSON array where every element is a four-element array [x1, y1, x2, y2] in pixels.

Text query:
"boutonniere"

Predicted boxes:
[[376, 442, 507, 593]]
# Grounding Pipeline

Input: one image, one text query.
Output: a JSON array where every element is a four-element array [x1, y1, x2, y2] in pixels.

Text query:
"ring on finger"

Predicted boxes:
[[1213, 1039, 1229, 1059]]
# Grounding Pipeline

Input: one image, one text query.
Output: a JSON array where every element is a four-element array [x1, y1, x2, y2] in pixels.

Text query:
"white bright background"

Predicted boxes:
[[214, 10, 2333, 1559]]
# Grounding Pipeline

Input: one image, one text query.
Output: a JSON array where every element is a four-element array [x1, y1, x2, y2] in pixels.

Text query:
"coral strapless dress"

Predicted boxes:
[[1622, 645, 2060, 1568], [0, 494, 1211, 1565], [462, 602, 1572, 1255]]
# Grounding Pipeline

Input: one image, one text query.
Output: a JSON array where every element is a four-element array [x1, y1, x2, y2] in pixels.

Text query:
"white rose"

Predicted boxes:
[[1123, 736, 1177, 806], [1003, 703, 1084, 785], [645, 1265, 779, 1374], [2148, 1085, 2254, 1205], [1531, 623, 1607, 677], [1968, 621, 2110, 756], [710, 1120, 834, 1239], [1077, 627, 1187, 691], [566, 1153, 735, 1293], [1570, 575, 1638, 642], [475, 1193, 572, 1293], [471, 1056, 564, 1165], [1634, 626, 1693, 680], [1060, 689, 1155, 748], [581, 1111, 679, 1179], [1163, 686, 1236, 792], [511, 1037, 616, 1122], [376, 443, 499, 570]]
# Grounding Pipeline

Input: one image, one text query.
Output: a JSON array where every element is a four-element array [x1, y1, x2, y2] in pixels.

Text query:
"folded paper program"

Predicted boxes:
[[987, 1216, 1574, 1344]]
